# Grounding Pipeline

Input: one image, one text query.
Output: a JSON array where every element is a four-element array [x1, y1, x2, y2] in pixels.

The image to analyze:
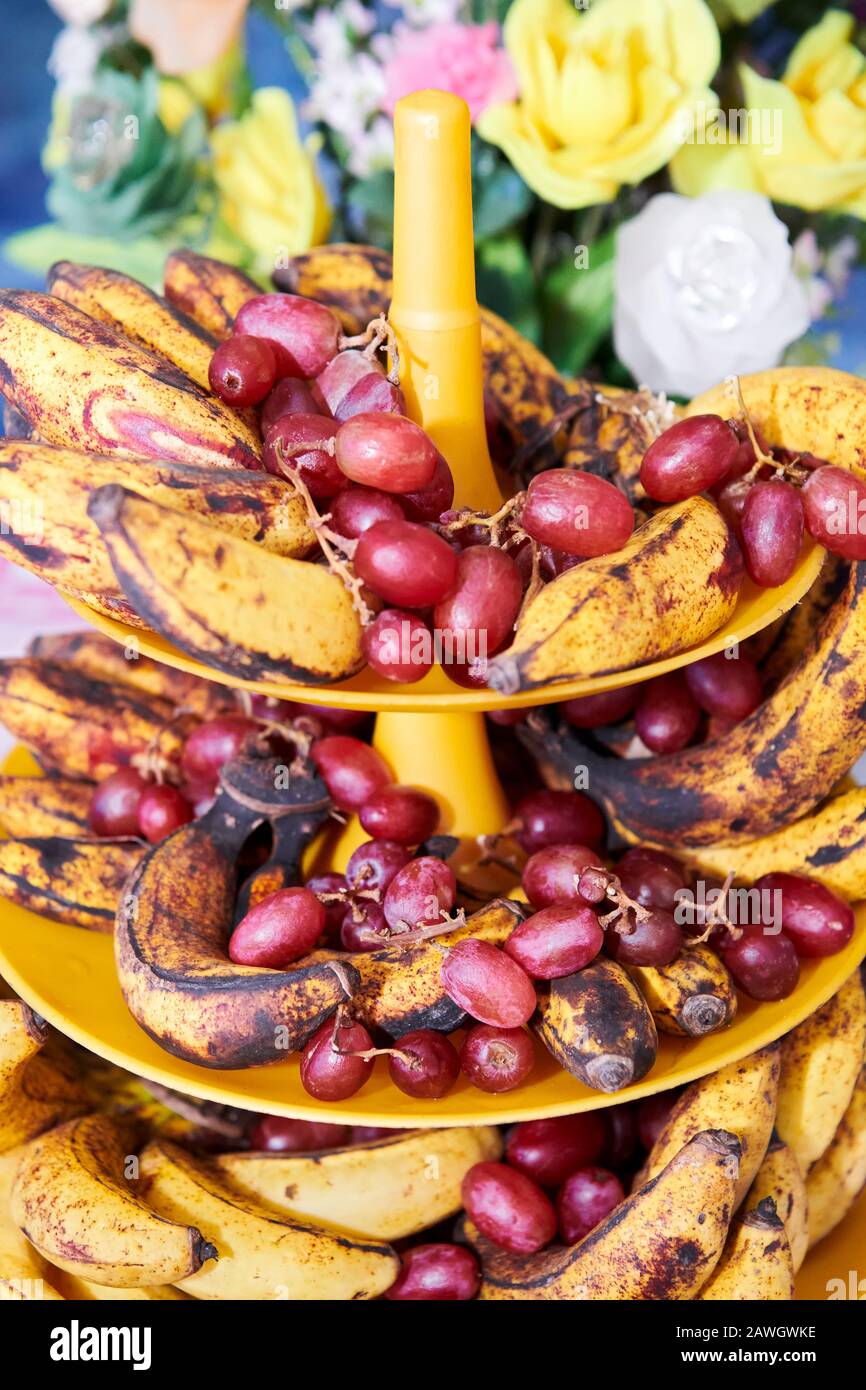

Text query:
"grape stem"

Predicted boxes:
[[338, 313, 401, 385], [597, 873, 652, 935], [275, 444, 373, 624], [725, 375, 809, 488], [683, 870, 742, 945]]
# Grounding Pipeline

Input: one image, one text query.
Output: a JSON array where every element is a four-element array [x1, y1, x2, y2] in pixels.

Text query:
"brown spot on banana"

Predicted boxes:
[[533, 956, 658, 1093]]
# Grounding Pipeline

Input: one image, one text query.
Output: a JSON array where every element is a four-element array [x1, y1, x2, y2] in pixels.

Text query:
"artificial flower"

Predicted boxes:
[[709, 0, 775, 22], [381, 20, 516, 125], [305, 51, 387, 147], [129, 0, 248, 77], [478, 0, 721, 210], [613, 191, 810, 397], [212, 87, 330, 279], [395, 0, 464, 26], [672, 10, 866, 218], [48, 23, 108, 96], [47, 0, 112, 24]]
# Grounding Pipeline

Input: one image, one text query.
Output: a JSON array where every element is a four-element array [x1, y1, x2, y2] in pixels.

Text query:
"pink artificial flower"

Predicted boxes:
[[129, 0, 248, 77], [381, 21, 517, 125]]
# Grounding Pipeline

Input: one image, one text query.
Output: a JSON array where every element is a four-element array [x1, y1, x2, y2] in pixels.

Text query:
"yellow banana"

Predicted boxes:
[[0, 439, 314, 599], [0, 835, 143, 932], [47, 262, 218, 392], [532, 957, 658, 1093], [806, 1067, 866, 1248], [278, 243, 394, 333], [680, 789, 866, 902], [526, 561, 866, 846], [11, 1114, 216, 1288], [747, 1133, 809, 1273], [698, 1197, 795, 1300], [775, 972, 866, 1172], [0, 1148, 64, 1300], [488, 498, 743, 694], [759, 554, 848, 691], [0, 775, 94, 838], [29, 631, 231, 719], [0, 290, 260, 469], [560, 385, 673, 507], [626, 944, 737, 1038], [0, 1000, 87, 1154], [641, 1045, 780, 1206], [89, 485, 364, 685], [215, 1126, 502, 1242], [140, 1138, 398, 1301], [163, 250, 261, 341], [469, 1130, 740, 1300], [48, 1270, 190, 1300]]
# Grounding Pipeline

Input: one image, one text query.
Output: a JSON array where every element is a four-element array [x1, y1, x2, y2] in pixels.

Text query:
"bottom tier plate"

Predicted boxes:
[[796, 1188, 866, 1301]]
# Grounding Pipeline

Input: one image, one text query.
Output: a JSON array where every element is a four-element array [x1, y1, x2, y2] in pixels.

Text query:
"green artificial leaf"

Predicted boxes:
[[472, 159, 534, 244], [4, 216, 209, 290], [476, 234, 541, 343], [541, 230, 616, 376], [346, 171, 395, 250]]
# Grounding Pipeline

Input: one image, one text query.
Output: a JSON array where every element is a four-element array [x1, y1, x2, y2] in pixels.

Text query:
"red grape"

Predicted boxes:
[[505, 905, 603, 979], [291, 702, 368, 732], [802, 465, 866, 560], [461, 1162, 556, 1255], [635, 673, 700, 753], [439, 938, 536, 1028], [234, 293, 341, 378], [383, 856, 456, 930], [560, 686, 639, 729], [521, 470, 634, 557], [616, 847, 687, 912], [513, 789, 605, 853], [229, 886, 325, 967], [362, 609, 433, 683], [401, 455, 455, 523], [335, 413, 440, 493], [312, 349, 380, 415], [89, 768, 147, 837], [137, 783, 193, 843], [433, 545, 523, 663], [506, 1114, 607, 1187], [522, 844, 604, 908], [181, 716, 259, 785], [263, 413, 342, 499], [753, 873, 855, 958], [385, 1244, 479, 1301], [605, 908, 682, 967], [307, 872, 349, 942], [604, 1105, 638, 1168], [351, 1126, 405, 1143], [345, 839, 411, 895], [388, 1029, 460, 1099], [684, 651, 762, 721], [336, 372, 405, 422], [261, 376, 322, 433], [359, 785, 439, 845], [459, 1025, 535, 1093], [637, 1093, 678, 1151], [329, 485, 405, 538], [340, 899, 390, 952], [557, 1167, 624, 1244], [740, 480, 804, 587], [354, 521, 458, 607], [715, 476, 750, 533], [209, 334, 276, 406], [300, 1014, 373, 1101], [310, 735, 391, 812], [719, 930, 800, 1000], [248, 1116, 349, 1152], [640, 415, 739, 503]]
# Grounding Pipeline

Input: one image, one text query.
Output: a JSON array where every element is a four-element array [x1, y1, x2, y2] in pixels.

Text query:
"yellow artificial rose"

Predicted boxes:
[[477, 0, 721, 209], [211, 89, 331, 279], [709, 0, 775, 23], [672, 10, 866, 217]]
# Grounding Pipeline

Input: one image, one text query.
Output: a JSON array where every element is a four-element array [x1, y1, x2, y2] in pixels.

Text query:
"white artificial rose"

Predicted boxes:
[[613, 191, 811, 398], [48, 0, 111, 24]]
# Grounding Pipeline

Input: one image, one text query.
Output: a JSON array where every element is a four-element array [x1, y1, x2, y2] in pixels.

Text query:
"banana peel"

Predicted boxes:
[[0, 835, 143, 932]]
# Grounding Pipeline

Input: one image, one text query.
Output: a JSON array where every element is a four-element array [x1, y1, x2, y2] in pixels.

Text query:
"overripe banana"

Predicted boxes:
[[532, 956, 658, 1093], [0, 1148, 64, 1300], [775, 972, 866, 1172], [747, 1134, 809, 1272], [215, 1126, 502, 1241], [29, 631, 231, 719], [0, 836, 143, 931], [0, 440, 314, 599], [0, 658, 182, 781], [163, 250, 260, 342], [641, 1046, 780, 1205], [11, 1114, 216, 1287], [680, 788, 866, 902], [0, 290, 260, 469], [89, 485, 365, 685], [697, 1197, 794, 1300], [626, 943, 737, 1038], [488, 498, 743, 693], [522, 562, 866, 846], [0, 1000, 87, 1153], [140, 1138, 398, 1301], [48, 1270, 190, 1300], [468, 1130, 741, 1300], [560, 385, 671, 505], [47, 262, 218, 392], [806, 1067, 866, 1247], [759, 555, 848, 691], [0, 775, 94, 838]]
